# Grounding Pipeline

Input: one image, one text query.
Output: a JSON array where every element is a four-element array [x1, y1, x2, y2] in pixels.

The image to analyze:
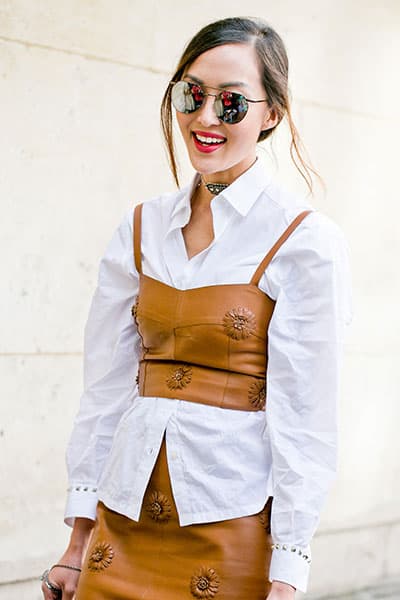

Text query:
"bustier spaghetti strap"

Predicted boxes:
[[249, 210, 312, 286], [133, 203, 143, 274]]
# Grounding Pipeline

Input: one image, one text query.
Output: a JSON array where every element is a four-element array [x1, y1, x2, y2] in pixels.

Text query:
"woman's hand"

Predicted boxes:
[[41, 517, 94, 600], [266, 580, 296, 599], [41, 555, 82, 600]]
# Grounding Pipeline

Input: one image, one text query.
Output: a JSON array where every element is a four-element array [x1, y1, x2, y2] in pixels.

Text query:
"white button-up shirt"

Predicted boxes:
[[65, 159, 353, 593]]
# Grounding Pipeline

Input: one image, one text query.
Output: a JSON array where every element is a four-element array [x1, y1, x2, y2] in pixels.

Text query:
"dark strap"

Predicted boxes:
[[133, 203, 143, 274], [250, 210, 313, 286]]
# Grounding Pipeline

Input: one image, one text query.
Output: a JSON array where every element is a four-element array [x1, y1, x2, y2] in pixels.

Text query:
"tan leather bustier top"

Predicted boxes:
[[132, 203, 311, 412]]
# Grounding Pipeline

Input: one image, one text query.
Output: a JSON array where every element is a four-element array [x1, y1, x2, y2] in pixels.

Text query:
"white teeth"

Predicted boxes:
[[195, 133, 225, 144]]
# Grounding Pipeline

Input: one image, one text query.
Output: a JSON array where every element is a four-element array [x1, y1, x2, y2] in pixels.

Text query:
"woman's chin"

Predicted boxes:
[[186, 152, 230, 178]]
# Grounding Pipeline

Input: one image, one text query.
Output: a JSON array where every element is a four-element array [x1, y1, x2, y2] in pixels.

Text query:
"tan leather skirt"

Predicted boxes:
[[76, 435, 273, 600]]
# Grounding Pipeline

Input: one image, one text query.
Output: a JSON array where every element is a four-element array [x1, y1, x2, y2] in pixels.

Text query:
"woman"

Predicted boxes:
[[41, 16, 352, 600]]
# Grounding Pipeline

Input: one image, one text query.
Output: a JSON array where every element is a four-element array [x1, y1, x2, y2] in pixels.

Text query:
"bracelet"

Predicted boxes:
[[270, 543, 312, 564], [51, 563, 82, 573]]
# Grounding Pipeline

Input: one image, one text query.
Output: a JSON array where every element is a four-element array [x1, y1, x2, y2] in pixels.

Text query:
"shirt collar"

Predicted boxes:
[[215, 157, 271, 216], [167, 175, 199, 235], [167, 157, 271, 234]]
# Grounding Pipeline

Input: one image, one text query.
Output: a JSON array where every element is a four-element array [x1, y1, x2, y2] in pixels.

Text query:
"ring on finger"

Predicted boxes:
[[40, 569, 62, 593]]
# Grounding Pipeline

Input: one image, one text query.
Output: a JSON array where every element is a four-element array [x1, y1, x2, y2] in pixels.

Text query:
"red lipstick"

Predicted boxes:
[[192, 131, 226, 154], [194, 130, 226, 140]]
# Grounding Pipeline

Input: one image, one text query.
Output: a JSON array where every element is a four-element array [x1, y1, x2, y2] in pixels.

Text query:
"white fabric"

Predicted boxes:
[[65, 159, 353, 593]]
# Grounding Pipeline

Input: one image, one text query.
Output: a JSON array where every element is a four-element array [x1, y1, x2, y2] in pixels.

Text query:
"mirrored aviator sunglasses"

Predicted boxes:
[[170, 80, 267, 125]]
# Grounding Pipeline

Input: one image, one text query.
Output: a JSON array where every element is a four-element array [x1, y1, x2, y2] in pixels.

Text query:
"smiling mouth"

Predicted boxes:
[[192, 132, 227, 146]]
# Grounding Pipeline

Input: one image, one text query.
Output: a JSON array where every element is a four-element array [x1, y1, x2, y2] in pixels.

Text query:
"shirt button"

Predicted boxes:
[[147, 447, 154, 455], [170, 451, 178, 460]]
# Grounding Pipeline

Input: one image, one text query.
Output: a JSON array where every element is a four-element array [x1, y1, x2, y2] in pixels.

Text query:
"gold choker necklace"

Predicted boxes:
[[200, 175, 229, 195]]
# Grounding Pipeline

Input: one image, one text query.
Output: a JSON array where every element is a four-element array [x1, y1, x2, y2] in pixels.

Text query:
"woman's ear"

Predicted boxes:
[[262, 106, 279, 132]]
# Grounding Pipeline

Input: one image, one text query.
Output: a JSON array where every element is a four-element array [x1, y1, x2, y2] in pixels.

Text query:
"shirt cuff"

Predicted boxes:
[[268, 545, 311, 593], [64, 485, 99, 527]]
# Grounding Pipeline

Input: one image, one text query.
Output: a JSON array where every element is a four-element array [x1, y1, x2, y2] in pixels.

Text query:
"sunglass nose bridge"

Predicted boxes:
[[195, 92, 223, 125], [203, 91, 219, 100]]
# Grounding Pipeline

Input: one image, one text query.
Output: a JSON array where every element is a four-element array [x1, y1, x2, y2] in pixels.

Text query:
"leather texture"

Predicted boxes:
[[76, 434, 274, 600]]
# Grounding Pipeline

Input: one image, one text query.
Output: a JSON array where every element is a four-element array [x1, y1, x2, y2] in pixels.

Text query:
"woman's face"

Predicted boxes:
[[175, 43, 278, 184]]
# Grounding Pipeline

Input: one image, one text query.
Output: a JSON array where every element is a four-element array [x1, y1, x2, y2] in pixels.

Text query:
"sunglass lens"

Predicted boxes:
[[219, 91, 248, 124], [171, 81, 204, 114]]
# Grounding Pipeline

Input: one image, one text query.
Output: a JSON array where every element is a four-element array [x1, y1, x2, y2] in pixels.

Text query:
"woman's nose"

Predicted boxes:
[[196, 94, 221, 127]]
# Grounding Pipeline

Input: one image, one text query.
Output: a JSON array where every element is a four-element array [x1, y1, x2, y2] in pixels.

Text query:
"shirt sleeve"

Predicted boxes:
[[64, 208, 141, 527], [262, 211, 353, 592]]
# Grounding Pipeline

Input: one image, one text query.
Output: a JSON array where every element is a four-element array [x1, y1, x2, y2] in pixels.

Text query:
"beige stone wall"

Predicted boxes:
[[1, 2, 399, 598]]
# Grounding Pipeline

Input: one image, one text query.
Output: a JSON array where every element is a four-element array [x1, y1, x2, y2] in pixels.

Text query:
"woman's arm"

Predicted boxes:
[[263, 212, 353, 594], [41, 517, 95, 599], [64, 208, 141, 526]]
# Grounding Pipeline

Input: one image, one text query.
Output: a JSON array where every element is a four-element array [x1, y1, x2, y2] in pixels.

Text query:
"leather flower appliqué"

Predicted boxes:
[[223, 307, 256, 340], [87, 541, 114, 572], [190, 566, 220, 599], [146, 490, 172, 522], [248, 379, 266, 410], [166, 364, 192, 390]]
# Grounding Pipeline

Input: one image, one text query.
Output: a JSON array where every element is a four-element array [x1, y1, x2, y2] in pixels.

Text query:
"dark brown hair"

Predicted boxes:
[[161, 16, 322, 195]]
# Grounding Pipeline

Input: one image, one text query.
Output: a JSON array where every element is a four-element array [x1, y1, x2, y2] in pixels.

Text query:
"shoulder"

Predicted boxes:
[[259, 196, 353, 323], [98, 188, 184, 267], [263, 179, 346, 250], [127, 184, 191, 231], [105, 184, 190, 275], [254, 178, 348, 263], [294, 210, 348, 250], [264, 208, 351, 309], [272, 211, 350, 282]]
